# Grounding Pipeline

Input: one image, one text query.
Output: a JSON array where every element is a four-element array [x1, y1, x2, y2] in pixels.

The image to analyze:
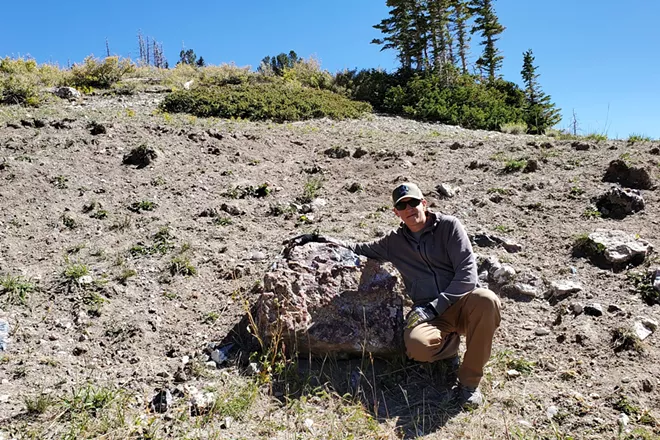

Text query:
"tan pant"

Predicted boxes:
[[404, 288, 501, 388]]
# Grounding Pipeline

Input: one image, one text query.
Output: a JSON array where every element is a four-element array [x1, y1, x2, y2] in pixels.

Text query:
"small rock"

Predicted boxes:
[[502, 240, 523, 253], [548, 280, 583, 300], [507, 369, 521, 378], [634, 321, 653, 341], [642, 378, 654, 392], [174, 368, 187, 383], [88, 121, 107, 136], [546, 405, 558, 419], [221, 416, 234, 429], [493, 265, 516, 285], [618, 413, 629, 428], [304, 418, 314, 431], [72, 346, 87, 356], [570, 303, 584, 315], [51, 86, 81, 99], [150, 389, 172, 413], [449, 142, 464, 150], [608, 304, 624, 313], [589, 393, 600, 399], [346, 182, 363, 193], [0, 319, 9, 352], [247, 362, 260, 375], [352, 147, 368, 159], [221, 203, 244, 216], [653, 268, 660, 293], [535, 328, 550, 336], [78, 275, 94, 285], [584, 303, 603, 317], [523, 159, 539, 173], [506, 283, 538, 297], [473, 234, 502, 248], [210, 348, 228, 366], [250, 252, 267, 261], [572, 141, 592, 151], [436, 183, 457, 198]]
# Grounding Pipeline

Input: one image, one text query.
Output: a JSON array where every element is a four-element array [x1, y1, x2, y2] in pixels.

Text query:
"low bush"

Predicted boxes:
[[66, 56, 135, 89], [160, 81, 372, 122]]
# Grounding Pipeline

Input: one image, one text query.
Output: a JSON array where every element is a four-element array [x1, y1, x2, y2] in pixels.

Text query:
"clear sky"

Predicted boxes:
[[2, 1, 658, 139]]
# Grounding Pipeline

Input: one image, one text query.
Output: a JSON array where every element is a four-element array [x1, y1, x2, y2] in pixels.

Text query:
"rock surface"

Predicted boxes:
[[583, 229, 652, 269], [257, 242, 405, 356], [593, 186, 645, 219]]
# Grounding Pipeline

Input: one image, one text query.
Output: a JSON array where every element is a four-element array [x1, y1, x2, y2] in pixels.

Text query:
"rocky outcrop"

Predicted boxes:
[[257, 243, 405, 356]]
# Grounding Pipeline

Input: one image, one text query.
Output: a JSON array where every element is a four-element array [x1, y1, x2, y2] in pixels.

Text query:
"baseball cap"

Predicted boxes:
[[392, 182, 424, 205]]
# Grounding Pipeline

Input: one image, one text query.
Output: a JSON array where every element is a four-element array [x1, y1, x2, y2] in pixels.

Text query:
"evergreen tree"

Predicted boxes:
[[427, 0, 452, 70], [178, 49, 197, 66], [258, 51, 299, 76], [196, 57, 206, 68], [469, 0, 504, 81], [520, 49, 561, 134], [449, 0, 471, 74], [372, 0, 428, 70]]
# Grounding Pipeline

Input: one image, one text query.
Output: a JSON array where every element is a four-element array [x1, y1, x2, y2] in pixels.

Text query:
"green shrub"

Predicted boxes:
[[66, 56, 135, 89], [503, 159, 527, 173], [160, 81, 372, 122]]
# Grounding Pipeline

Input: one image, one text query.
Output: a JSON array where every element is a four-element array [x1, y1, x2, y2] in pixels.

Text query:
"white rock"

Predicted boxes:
[[618, 413, 629, 428], [546, 405, 558, 419], [211, 349, 228, 365], [78, 275, 94, 285], [640, 317, 658, 331], [437, 183, 457, 198], [513, 283, 538, 297], [507, 369, 521, 378], [304, 418, 314, 430], [588, 229, 652, 264], [0, 395, 9, 403], [634, 321, 654, 341], [549, 280, 583, 298], [535, 328, 550, 336], [493, 265, 516, 285], [183, 80, 194, 90]]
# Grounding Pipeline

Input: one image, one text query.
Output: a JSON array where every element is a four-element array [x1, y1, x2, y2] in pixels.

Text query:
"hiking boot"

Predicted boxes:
[[453, 384, 484, 409]]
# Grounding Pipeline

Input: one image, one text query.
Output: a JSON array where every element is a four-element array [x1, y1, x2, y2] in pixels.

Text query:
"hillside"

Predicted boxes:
[[0, 91, 659, 439]]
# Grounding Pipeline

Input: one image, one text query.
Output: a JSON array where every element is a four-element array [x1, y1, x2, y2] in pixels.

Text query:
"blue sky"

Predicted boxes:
[[2, 1, 658, 139]]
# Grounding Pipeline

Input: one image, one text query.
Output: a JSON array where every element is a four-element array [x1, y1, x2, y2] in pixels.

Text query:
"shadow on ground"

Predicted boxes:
[[220, 311, 464, 438]]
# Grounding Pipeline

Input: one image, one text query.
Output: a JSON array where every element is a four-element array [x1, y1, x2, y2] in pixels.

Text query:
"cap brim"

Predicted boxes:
[[394, 195, 422, 205]]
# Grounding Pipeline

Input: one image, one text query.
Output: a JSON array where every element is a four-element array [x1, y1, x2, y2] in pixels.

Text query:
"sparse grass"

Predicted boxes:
[[494, 225, 513, 233], [24, 393, 54, 415], [90, 209, 108, 219], [487, 187, 512, 195], [63, 262, 89, 283], [628, 133, 652, 143], [582, 207, 602, 219], [611, 327, 644, 353], [204, 311, 220, 324], [569, 186, 585, 197], [51, 175, 68, 189], [0, 275, 36, 305], [627, 271, 659, 305], [584, 132, 607, 142], [500, 122, 527, 135], [169, 256, 197, 276], [300, 176, 324, 203], [128, 200, 156, 212], [117, 268, 137, 285], [109, 215, 131, 231], [213, 216, 233, 226], [503, 158, 527, 173], [61, 213, 77, 229]]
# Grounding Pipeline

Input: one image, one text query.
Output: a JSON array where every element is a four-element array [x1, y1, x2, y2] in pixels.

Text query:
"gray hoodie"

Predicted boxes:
[[347, 212, 477, 316]]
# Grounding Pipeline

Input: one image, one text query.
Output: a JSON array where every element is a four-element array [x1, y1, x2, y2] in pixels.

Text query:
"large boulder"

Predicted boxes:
[[257, 243, 405, 357], [593, 186, 645, 219], [575, 229, 653, 270], [603, 160, 655, 190]]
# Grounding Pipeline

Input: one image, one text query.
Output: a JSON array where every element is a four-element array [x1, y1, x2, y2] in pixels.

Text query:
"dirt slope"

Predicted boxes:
[[0, 92, 659, 439]]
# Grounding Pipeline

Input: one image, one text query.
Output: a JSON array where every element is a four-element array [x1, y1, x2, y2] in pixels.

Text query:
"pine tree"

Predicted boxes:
[[372, 0, 428, 70], [521, 49, 561, 134], [449, 0, 471, 74], [469, 0, 504, 81], [427, 0, 452, 70]]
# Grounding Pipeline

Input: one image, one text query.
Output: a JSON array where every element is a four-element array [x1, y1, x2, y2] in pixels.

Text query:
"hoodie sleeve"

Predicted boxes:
[[344, 234, 392, 262], [430, 217, 478, 316]]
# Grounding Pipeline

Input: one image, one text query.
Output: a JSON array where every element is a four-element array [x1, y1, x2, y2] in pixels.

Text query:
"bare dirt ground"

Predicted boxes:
[[0, 92, 659, 439]]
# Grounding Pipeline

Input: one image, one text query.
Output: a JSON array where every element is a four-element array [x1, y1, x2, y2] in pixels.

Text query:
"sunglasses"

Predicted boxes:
[[394, 198, 422, 210]]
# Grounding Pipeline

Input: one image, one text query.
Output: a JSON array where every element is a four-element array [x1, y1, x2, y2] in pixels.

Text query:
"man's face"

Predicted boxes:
[[393, 197, 427, 231]]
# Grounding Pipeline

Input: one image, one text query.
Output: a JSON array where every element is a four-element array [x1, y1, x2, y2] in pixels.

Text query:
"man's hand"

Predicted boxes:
[[406, 303, 438, 329]]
